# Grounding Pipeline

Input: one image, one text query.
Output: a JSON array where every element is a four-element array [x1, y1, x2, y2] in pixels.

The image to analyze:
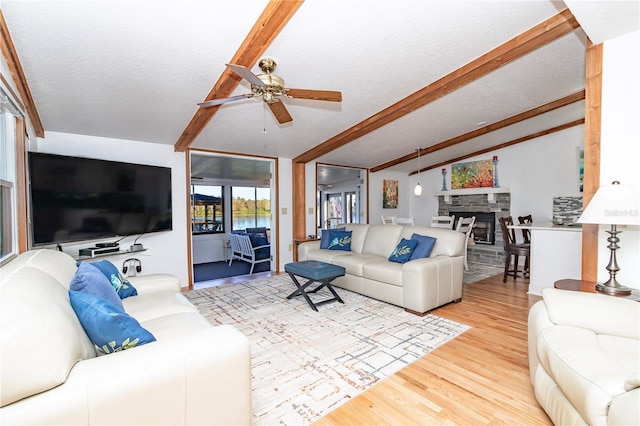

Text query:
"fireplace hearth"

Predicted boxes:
[[451, 211, 496, 245]]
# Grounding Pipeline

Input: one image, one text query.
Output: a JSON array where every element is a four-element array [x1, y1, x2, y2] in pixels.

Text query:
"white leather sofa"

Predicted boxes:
[[298, 224, 465, 315], [0, 249, 251, 425], [528, 288, 639, 425]]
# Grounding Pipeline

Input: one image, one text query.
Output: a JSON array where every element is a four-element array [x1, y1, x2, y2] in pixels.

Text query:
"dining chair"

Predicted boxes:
[[455, 216, 476, 271], [498, 216, 530, 283], [394, 216, 415, 226], [517, 214, 533, 244], [430, 215, 455, 229], [381, 215, 396, 224]]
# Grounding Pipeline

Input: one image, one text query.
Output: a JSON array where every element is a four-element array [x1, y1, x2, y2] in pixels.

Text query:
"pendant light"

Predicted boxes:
[[414, 148, 422, 196]]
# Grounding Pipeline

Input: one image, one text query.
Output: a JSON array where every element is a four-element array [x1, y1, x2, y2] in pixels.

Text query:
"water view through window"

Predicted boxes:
[[232, 215, 271, 230], [191, 185, 270, 233], [231, 186, 270, 231]]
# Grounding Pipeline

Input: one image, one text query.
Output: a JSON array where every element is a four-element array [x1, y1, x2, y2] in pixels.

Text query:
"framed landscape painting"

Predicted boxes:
[[383, 179, 398, 208], [451, 159, 494, 189]]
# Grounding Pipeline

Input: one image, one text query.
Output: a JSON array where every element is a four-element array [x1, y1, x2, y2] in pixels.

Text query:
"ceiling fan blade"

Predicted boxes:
[[226, 64, 265, 86], [268, 100, 293, 124], [198, 94, 254, 107], [286, 88, 342, 102]]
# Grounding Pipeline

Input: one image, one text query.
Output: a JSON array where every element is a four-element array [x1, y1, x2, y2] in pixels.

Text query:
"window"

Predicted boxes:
[[325, 193, 342, 229], [190, 184, 224, 234], [0, 102, 17, 263], [345, 191, 357, 223], [231, 186, 270, 231]]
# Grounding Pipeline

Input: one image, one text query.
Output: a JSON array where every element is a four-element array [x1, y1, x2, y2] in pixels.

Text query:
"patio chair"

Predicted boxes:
[[228, 232, 271, 274]]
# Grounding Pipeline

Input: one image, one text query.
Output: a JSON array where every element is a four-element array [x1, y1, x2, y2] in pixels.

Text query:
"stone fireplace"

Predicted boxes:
[[436, 188, 511, 266]]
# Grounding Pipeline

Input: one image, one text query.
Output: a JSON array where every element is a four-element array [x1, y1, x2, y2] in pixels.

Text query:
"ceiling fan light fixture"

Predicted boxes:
[[199, 58, 342, 124]]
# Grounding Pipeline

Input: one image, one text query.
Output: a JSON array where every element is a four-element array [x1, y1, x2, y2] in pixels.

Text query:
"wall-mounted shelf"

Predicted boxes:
[[434, 187, 511, 204], [75, 248, 147, 261]]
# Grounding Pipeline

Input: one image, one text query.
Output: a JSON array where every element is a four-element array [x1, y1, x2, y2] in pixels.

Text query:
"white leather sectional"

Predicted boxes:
[[298, 223, 466, 315], [0, 249, 252, 425], [528, 288, 639, 425]]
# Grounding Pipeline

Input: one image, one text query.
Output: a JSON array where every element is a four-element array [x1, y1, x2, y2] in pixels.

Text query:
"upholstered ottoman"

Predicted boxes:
[[284, 260, 346, 311]]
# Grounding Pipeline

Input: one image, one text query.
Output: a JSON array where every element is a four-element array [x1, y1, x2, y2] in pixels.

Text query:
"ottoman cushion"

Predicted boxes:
[[285, 260, 345, 281]]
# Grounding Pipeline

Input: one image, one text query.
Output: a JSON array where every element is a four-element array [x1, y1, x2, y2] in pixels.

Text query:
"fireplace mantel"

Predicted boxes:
[[434, 187, 511, 204]]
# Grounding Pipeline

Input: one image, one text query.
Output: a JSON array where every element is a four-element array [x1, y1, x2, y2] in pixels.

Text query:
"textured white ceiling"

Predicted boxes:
[[1, 0, 634, 178]]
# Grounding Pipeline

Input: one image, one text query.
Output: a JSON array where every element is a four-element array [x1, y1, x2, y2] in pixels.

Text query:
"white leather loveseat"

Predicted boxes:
[[0, 249, 251, 425], [528, 288, 639, 425], [298, 223, 465, 315]]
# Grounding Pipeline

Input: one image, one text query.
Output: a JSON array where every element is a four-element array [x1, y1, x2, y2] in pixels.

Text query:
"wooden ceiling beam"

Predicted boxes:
[[174, 0, 303, 152], [0, 10, 44, 137], [293, 8, 580, 164], [409, 118, 585, 175], [372, 89, 585, 173]]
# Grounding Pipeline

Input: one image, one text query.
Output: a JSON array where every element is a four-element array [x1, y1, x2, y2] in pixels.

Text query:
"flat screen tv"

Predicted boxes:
[[28, 152, 172, 246]]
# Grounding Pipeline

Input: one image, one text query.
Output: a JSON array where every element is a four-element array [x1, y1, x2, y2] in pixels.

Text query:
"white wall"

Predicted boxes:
[[30, 132, 298, 283], [30, 132, 190, 285], [599, 30, 640, 289], [278, 159, 294, 269], [365, 30, 640, 290], [369, 170, 411, 224], [369, 125, 583, 227]]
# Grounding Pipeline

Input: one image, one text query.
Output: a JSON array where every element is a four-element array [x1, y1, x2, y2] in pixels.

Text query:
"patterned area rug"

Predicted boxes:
[[183, 274, 469, 425]]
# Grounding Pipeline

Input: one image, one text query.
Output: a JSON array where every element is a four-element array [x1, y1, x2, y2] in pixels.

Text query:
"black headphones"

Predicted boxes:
[[122, 258, 142, 274]]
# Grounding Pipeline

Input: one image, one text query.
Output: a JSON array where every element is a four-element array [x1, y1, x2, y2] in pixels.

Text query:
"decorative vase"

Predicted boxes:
[[441, 168, 448, 191]]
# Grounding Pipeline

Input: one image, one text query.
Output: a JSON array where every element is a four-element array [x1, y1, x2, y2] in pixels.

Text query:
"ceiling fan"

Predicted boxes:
[[198, 58, 342, 124]]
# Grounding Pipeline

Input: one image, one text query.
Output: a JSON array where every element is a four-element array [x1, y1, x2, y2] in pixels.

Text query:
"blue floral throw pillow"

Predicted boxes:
[[409, 233, 438, 261], [389, 238, 419, 263], [326, 230, 352, 251], [69, 290, 155, 354], [320, 227, 345, 249], [70, 262, 124, 311], [91, 260, 138, 299]]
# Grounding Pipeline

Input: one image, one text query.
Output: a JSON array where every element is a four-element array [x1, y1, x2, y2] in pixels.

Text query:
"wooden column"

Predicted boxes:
[[292, 161, 306, 242], [582, 39, 602, 282], [15, 117, 28, 253]]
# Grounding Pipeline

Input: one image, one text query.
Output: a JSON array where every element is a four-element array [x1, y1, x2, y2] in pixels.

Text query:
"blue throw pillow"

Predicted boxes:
[[249, 233, 269, 247], [116, 280, 138, 299], [70, 262, 124, 311], [69, 290, 155, 354], [320, 227, 345, 249], [389, 238, 419, 263], [409, 233, 438, 260], [90, 260, 138, 299], [327, 230, 352, 251]]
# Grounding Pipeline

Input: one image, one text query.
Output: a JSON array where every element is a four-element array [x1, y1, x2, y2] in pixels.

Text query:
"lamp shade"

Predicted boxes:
[[577, 181, 640, 225], [414, 182, 422, 196]]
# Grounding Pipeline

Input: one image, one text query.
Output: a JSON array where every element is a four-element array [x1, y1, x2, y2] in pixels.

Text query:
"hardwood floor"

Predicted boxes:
[[192, 269, 552, 425], [313, 272, 552, 426]]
